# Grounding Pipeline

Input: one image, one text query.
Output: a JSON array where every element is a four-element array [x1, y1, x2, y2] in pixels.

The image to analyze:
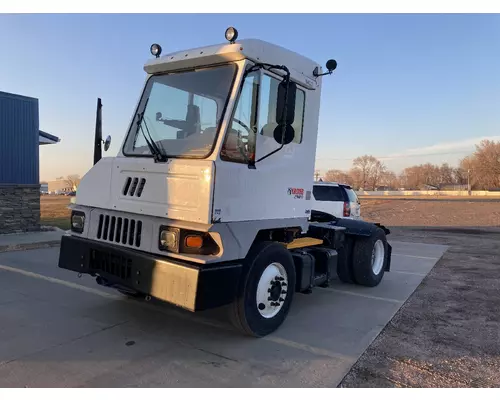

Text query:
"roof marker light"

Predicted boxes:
[[225, 27, 238, 43], [150, 43, 162, 58]]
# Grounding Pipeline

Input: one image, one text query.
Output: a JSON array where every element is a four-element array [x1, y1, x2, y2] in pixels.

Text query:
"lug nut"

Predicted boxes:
[[268, 297, 272, 301], [258, 303, 265, 310], [279, 297, 285, 302], [281, 290, 287, 294], [268, 288, 272, 293], [282, 283, 287, 287]]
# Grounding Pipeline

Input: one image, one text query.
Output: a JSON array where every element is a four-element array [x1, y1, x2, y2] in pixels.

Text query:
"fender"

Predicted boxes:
[[334, 218, 391, 237], [334, 218, 392, 272], [309, 210, 392, 272], [310, 209, 391, 236]]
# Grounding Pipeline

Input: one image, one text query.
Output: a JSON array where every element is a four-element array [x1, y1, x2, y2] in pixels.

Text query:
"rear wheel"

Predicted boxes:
[[230, 241, 296, 337], [352, 228, 388, 286]]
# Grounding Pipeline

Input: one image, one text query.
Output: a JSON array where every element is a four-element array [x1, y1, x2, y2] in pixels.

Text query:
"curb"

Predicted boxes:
[[0, 240, 61, 254]]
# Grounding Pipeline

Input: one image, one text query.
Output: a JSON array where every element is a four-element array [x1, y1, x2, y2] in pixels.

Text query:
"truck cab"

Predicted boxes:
[[59, 28, 391, 337]]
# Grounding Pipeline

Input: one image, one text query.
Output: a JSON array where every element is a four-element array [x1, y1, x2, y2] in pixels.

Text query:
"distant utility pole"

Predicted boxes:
[[467, 169, 471, 196], [314, 170, 320, 181]]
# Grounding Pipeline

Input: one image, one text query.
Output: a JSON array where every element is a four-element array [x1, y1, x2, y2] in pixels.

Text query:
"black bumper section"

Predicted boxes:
[[58, 235, 242, 312]]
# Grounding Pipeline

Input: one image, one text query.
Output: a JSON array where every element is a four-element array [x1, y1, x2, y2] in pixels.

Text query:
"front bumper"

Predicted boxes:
[[58, 235, 242, 312]]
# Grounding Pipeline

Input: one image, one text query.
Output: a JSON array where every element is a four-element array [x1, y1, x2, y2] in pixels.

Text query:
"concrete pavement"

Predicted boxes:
[[0, 228, 64, 253], [0, 240, 448, 387]]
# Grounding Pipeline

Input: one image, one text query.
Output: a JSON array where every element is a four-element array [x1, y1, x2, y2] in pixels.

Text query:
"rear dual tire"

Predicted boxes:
[[337, 228, 388, 287]]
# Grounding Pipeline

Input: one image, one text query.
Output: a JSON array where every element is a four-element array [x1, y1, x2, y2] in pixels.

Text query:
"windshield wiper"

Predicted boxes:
[[135, 98, 168, 163]]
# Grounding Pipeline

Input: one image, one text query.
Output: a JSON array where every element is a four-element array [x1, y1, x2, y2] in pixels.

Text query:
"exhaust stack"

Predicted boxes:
[[93, 98, 103, 165]]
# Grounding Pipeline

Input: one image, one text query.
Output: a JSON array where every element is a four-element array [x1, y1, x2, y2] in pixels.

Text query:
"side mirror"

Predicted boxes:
[[273, 124, 295, 145], [156, 112, 163, 121], [275, 80, 297, 125], [103, 135, 111, 151], [325, 59, 337, 72], [273, 79, 296, 145]]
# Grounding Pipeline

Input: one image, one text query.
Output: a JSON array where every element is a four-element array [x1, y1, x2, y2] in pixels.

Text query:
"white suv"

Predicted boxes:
[[311, 181, 361, 220]]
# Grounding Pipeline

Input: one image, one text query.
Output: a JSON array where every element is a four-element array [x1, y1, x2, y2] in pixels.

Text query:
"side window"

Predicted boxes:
[[221, 72, 258, 163], [259, 74, 305, 144]]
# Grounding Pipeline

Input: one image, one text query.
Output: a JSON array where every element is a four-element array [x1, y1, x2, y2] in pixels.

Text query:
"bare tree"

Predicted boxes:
[[369, 161, 387, 190], [459, 141, 500, 190], [352, 155, 385, 190], [438, 163, 454, 186], [348, 168, 363, 190], [379, 170, 399, 189], [65, 174, 81, 191], [324, 169, 351, 184]]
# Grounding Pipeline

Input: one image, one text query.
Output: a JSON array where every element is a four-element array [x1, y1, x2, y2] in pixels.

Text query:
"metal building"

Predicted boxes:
[[0, 90, 60, 234]]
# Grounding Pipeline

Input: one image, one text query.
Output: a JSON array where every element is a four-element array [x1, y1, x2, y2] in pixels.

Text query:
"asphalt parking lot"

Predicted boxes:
[[0, 240, 447, 388]]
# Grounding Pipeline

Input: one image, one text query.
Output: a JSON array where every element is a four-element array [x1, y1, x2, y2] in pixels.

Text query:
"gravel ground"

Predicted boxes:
[[360, 199, 500, 227], [340, 226, 500, 387]]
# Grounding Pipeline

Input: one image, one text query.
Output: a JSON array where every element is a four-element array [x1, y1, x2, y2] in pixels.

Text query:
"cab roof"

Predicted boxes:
[[144, 39, 323, 88]]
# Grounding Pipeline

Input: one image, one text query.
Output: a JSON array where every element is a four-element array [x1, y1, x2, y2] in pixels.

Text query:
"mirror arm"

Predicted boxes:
[[312, 67, 332, 77], [255, 143, 284, 164]]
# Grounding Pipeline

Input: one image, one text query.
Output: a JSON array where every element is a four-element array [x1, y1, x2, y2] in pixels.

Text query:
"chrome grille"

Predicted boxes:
[[97, 213, 142, 247]]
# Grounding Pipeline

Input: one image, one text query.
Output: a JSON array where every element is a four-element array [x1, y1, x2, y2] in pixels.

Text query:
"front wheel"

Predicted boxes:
[[230, 242, 296, 337]]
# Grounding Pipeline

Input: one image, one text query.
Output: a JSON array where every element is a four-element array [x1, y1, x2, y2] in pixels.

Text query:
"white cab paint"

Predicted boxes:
[[72, 36, 328, 260], [76, 157, 214, 224]]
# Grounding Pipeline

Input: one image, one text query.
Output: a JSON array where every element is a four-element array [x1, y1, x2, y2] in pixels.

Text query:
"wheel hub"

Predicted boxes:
[[256, 263, 288, 318], [269, 281, 282, 301]]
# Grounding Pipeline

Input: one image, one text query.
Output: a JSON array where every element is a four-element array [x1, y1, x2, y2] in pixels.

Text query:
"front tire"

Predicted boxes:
[[230, 241, 296, 337]]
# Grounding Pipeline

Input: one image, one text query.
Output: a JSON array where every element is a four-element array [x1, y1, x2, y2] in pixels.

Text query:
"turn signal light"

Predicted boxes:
[[185, 235, 203, 249]]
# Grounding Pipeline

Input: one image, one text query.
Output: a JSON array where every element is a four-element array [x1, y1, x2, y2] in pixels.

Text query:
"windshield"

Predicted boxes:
[[123, 64, 237, 159]]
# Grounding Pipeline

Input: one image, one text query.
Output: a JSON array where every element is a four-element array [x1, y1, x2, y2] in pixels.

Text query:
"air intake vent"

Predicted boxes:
[[97, 213, 142, 247], [122, 177, 146, 197]]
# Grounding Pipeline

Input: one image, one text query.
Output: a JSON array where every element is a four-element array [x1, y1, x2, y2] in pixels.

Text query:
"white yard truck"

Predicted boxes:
[[58, 27, 392, 337]]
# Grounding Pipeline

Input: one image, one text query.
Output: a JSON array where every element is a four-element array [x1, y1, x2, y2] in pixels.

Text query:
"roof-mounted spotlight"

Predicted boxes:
[[150, 43, 162, 58], [225, 27, 239, 44], [313, 59, 337, 77]]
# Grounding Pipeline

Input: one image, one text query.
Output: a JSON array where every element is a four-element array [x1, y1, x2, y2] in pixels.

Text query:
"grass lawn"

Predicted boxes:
[[40, 217, 71, 230], [40, 195, 72, 230]]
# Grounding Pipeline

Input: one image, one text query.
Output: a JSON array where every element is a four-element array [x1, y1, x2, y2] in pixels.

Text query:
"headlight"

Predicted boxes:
[[71, 211, 85, 233], [159, 226, 219, 255], [159, 228, 179, 252]]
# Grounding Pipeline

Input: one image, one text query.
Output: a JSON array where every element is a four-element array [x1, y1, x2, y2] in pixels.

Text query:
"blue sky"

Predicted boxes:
[[0, 13, 499, 180]]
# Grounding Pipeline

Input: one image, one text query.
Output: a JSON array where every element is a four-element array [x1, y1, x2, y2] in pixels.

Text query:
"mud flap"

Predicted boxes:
[[385, 242, 392, 271]]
